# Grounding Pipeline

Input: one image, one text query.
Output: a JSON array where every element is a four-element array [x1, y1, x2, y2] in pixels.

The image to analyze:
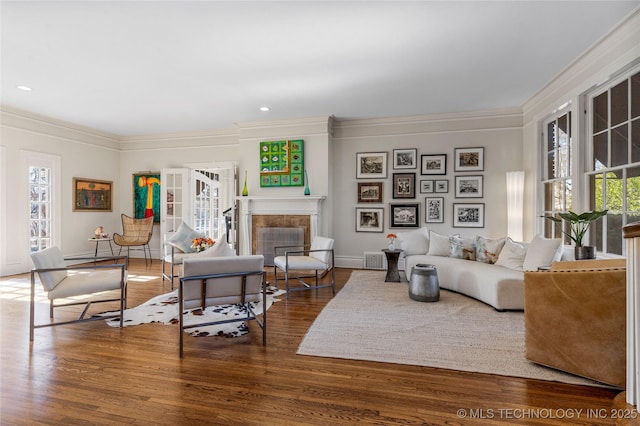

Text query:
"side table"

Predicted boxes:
[[382, 249, 403, 282], [89, 238, 114, 257]]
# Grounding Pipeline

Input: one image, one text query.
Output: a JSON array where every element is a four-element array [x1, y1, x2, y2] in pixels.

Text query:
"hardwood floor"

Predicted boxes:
[[0, 259, 625, 425]]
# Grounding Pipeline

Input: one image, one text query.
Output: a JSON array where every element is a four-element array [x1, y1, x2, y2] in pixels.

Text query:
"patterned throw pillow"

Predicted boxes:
[[449, 235, 476, 261], [166, 222, 204, 253], [476, 236, 506, 264]]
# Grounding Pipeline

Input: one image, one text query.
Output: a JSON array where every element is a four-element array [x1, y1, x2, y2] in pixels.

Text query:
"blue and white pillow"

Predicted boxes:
[[166, 222, 204, 253], [449, 236, 476, 261]]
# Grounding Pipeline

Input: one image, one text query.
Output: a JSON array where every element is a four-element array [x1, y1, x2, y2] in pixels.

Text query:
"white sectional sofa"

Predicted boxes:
[[397, 228, 566, 311]]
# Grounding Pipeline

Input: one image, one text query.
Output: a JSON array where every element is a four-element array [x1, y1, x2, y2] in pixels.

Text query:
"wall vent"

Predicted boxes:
[[363, 251, 386, 270]]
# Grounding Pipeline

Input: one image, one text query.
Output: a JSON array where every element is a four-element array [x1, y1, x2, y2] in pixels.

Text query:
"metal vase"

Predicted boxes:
[[574, 246, 596, 260]]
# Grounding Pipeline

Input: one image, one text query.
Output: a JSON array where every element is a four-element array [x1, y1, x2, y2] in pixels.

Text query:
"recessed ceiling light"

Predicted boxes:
[[17, 85, 32, 91], [259, 106, 270, 112]]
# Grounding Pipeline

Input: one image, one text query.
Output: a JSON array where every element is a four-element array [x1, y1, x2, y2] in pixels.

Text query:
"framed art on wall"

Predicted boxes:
[[260, 139, 304, 187], [390, 203, 419, 228], [357, 182, 383, 203], [454, 147, 484, 172], [393, 148, 417, 169], [356, 152, 388, 179], [356, 207, 384, 233], [73, 177, 113, 212], [420, 180, 434, 193], [420, 154, 447, 175], [393, 173, 415, 198], [455, 175, 483, 198], [133, 172, 161, 222], [425, 197, 444, 223], [453, 203, 485, 228], [434, 179, 449, 193]]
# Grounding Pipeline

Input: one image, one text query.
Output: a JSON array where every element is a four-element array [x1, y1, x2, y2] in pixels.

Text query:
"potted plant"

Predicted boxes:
[[543, 209, 608, 260]]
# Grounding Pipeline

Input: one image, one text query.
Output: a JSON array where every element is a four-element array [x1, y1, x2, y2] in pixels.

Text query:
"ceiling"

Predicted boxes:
[[2, 1, 639, 137]]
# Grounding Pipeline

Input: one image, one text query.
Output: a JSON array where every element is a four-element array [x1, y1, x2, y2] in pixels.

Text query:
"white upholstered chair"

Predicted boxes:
[[179, 255, 267, 357], [273, 236, 335, 299], [29, 246, 127, 341]]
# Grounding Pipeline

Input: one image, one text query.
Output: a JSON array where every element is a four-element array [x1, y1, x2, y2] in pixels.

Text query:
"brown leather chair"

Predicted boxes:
[[524, 259, 626, 387]]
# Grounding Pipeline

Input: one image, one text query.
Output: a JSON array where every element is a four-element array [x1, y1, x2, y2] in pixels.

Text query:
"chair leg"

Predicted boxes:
[[29, 273, 36, 342]]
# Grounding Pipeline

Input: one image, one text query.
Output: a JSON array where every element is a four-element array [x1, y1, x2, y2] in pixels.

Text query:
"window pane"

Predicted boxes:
[[607, 213, 623, 254], [544, 182, 553, 211], [633, 119, 640, 164], [628, 166, 640, 213], [606, 171, 623, 212], [631, 71, 640, 119], [611, 124, 629, 167], [590, 173, 605, 211], [547, 122, 555, 152], [547, 152, 555, 179], [553, 181, 563, 211], [593, 91, 608, 133], [593, 132, 608, 169], [565, 178, 573, 211], [611, 80, 629, 127]]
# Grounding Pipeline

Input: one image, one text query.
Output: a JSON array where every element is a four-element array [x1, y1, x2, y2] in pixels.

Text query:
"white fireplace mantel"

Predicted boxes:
[[236, 195, 326, 256]]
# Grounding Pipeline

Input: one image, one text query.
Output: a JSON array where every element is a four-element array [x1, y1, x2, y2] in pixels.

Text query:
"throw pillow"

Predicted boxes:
[[495, 237, 528, 271], [397, 227, 429, 256], [198, 234, 237, 258], [449, 235, 476, 261], [166, 222, 204, 253], [476, 236, 506, 264], [522, 234, 563, 271], [427, 230, 455, 256]]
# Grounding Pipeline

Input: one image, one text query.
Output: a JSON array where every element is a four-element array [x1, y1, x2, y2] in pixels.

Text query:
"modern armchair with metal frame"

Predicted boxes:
[[273, 236, 335, 299], [179, 255, 267, 358], [113, 214, 154, 266], [29, 246, 127, 341]]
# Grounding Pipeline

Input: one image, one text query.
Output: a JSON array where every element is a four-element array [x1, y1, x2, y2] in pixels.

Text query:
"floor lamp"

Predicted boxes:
[[506, 171, 524, 242]]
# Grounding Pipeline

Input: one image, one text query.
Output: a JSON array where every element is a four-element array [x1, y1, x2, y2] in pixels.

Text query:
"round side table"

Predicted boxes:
[[89, 238, 114, 257], [382, 249, 403, 282]]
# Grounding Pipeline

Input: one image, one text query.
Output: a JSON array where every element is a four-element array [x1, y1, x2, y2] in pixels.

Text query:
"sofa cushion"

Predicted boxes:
[[476, 236, 506, 264], [495, 237, 528, 271], [198, 233, 236, 258], [427, 230, 455, 256], [449, 235, 476, 261], [522, 235, 562, 271], [166, 222, 204, 253], [397, 227, 429, 255]]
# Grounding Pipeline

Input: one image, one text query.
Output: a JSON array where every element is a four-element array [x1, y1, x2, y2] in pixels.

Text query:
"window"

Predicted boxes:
[[587, 67, 640, 255], [541, 108, 573, 243]]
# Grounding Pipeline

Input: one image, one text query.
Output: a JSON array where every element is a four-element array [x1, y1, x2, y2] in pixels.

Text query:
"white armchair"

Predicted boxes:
[[179, 255, 267, 357], [273, 236, 335, 299], [29, 246, 127, 341]]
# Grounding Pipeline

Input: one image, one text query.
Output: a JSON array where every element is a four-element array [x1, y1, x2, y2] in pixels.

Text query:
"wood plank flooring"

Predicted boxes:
[[0, 259, 626, 425]]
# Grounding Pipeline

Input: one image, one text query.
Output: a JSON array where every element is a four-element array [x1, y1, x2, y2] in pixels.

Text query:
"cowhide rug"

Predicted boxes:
[[97, 287, 284, 338]]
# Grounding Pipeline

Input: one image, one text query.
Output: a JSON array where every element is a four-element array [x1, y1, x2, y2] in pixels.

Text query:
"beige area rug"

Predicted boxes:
[[297, 270, 606, 387]]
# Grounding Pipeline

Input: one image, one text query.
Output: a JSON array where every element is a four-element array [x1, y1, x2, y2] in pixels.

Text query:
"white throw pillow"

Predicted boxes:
[[199, 234, 237, 258], [166, 222, 204, 253], [449, 235, 476, 261], [522, 234, 563, 271], [397, 227, 429, 256], [475, 236, 506, 264], [427, 230, 456, 256], [495, 237, 528, 271]]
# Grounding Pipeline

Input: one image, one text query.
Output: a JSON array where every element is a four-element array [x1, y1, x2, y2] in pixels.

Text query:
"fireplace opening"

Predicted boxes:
[[256, 227, 304, 266]]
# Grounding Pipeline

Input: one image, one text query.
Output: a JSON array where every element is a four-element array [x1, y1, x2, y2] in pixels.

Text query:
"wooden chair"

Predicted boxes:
[[179, 255, 267, 357], [273, 236, 335, 299], [113, 214, 154, 265], [29, 246, 127, 341]]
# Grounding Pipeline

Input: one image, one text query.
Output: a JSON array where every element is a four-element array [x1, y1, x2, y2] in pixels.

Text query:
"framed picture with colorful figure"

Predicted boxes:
[[260, 140, 304, 187], [133, 172, 161, 222]]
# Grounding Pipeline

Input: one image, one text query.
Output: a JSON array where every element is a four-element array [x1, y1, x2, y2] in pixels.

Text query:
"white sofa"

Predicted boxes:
[[397, 228, 566, 311]]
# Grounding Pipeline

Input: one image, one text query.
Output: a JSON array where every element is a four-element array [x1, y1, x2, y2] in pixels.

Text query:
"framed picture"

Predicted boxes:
[[393, 173, 415, 199], [455, 175, 484, 198], [260, 139, 304, 187], [420, 180, 434, 193], [434, 179, 449, 193], [357, 182, 383, 203], [425, 197, 444, 223], [356, 152, 388, 179], [390, 203, 419, 228], [73, 177, 113, 212], [356, 207, 384, 233], [133, 172, 161, 222], [393, 148, 417, 169], [421, 154, 447, 175], [454, 147, 484, 172], [453, 203, 485, 228]]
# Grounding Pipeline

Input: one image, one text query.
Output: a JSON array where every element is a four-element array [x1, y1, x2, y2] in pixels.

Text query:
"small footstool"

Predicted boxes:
[[408, 264, 440, 302]]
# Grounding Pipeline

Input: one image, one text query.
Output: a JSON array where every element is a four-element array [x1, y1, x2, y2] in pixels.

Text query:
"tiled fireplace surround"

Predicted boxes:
[[236, 196, 326, 257]]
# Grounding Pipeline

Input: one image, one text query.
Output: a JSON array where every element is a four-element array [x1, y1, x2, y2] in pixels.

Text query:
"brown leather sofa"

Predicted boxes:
[[524, 259, 626, 387]]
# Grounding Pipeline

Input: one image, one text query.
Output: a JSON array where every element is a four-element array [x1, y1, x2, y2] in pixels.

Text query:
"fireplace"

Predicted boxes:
[[236, 196, 325, 257]]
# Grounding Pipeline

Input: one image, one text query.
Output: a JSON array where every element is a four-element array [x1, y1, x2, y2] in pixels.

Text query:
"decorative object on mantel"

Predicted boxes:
[[386, 233, 397, 251], [242, 170, 248, 196], [304, 169, 310, 195], [542, 209, 608, 260], [259, 139, 304, 187]]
